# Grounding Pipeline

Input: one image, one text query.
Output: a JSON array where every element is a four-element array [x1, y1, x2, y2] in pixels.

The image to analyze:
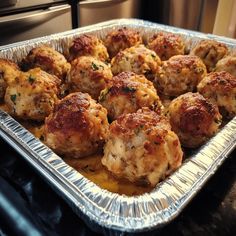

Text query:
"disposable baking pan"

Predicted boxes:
[[0, 19, 236, 233]]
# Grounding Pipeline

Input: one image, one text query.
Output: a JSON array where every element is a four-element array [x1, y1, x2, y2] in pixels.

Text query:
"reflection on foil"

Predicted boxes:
[[0, 19, 236, 233]]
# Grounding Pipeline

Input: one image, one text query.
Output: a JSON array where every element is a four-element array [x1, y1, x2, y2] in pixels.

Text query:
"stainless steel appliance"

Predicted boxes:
[[78, 0, 140, 27], [140, 0, 220, 34], [0, 0, 72, 45], [0, 0, 139, 46]]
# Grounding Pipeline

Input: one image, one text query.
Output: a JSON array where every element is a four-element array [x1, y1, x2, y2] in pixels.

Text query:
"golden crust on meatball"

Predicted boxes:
[[99, 72, 163, 121], [102, 107, 183, 187], [215, 56, 236, 76], [4, 68, 59, 121], [44, 92, 109, 158], [147, 32, 185, 60], [190, 39, 228, 72], [67, 56, 112, 99], [0, 59, 20, 99], [197, 71, 236, 118], [168, 92, 222, 148], [111, 44, 161, 81], [104, 27, 143, 58], [20, 45, 70, 81], [68, 34, 109, 62], [155, 55, 207, 97]]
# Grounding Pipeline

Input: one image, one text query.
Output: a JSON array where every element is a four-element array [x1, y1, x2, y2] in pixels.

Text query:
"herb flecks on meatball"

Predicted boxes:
[[147, 31, 185, 60], [155, 55, 207, 97], [0, 58, 20, 99], [68, 34, 109, 62], [104, 27, 143, 58], [99, 71, 163, 121], [197, 71, 236, 118], [168, 92, 222, 148], [67, 56, 112, 99], [215, 56, 236, 77], [4, 68, 59, 121], [20, 45, 70, 81], [111, 44, 161, 81], [190, 39, 228, 72], [44, 92, 109, 158], [102, 107, 183, 187]]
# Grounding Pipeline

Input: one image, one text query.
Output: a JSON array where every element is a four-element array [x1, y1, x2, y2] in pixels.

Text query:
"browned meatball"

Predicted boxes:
[[197, 71, 236, 118], [0, 58, 20, 99], [190, 39, 228, 72], [68, 34, 109, 62], [147, 31, 185, 60], [155, 55, 207, 97], [44, 92, 109, 158], [111, 44, 161, 81], [102, 107, 183, 187], [215, 56, 236, 76], [67, 56, 112, 99], [4, 68, 59, 121], [168, 92, 222, 148], [20, 45, 70, 81], [99, 72, 163, 121], [104, 27, 143, 58]]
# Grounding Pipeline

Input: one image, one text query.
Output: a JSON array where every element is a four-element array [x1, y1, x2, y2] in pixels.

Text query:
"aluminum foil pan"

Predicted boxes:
[[0, 19, 236, 233]]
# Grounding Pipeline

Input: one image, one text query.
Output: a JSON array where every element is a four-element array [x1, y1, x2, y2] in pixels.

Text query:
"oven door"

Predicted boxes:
[[0, 4, 71, 46], [79, 0, 140, 26]]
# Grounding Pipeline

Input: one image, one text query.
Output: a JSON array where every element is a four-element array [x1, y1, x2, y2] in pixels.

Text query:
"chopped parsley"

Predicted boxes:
[[10, 94, 17, 103], [214, 118, 221, 124], [194, 68, 203, 74], [28, 75, 35, 84], [99, 88, 108, 102], [134, 125, 144, 135], [104, 59, 110, 65], [91, 62, 99, 71], [144, 69, 152, 76], [122, 87, 136, 93]]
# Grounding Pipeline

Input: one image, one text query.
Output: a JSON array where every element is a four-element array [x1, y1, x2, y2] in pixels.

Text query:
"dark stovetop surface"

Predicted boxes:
[[0, 137, 235, 236]]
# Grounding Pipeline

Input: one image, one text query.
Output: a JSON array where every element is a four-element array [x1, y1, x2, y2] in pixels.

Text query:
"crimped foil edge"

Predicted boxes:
[[0, 19, 236, 232]]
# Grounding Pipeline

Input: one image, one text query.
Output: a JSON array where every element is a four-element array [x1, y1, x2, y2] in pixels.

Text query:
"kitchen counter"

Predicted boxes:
[[0, 137, 235, 235]]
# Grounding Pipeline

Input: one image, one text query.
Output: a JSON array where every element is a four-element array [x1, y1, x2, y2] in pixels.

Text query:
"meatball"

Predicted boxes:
[[104, 27, 143, 58], [147, 31, 185, 60], [20, 45, 70, 81], [154, 55, 207, 97], [215, 56, 236, 76], [168, 92, 222, 148], [99, 72, 163, 121], [4, 68, 59, 121], [67, 56, 112, 99], [0, 58, 20, 99], [190, 39, 228, 72], [111, 44, 161, 81], [197, 71, 236, 118], [102, 108, 183, 187], [68, 34, 109, 62], [44, 92, 109, 158]]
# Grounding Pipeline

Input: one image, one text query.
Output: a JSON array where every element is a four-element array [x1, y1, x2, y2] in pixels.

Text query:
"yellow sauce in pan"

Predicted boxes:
[[29, 124, 152, 196], [64, 154, 153, 196], [0, 103, 152, 196]]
